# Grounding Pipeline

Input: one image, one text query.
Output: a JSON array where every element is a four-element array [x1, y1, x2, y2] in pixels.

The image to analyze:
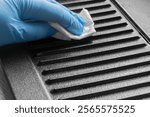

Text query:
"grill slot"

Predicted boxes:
[[59, 0, 104, 5], [94, 16, 122, 24], [73, 4, 111, 13], [95, 22, 128, 31], [43, 59, 150, 81], [122, 93, 150, 100], [91, 10, 116, 17], [38, 45, 146, 71], [46, 65, 149, 86], [29, 0, 150, 100], [32, 31, 135, 55], [62, 0, 106, 9], [50, 71, 150, 95], [64, 82, 150, 100], [61, 0, 106, 6], [35, 35, 139, 57], [35, 41, 145, 61], [94, 29, 133, 37], [42, 50, 150, 74], [35, 34, 138, 58], [37, 36, 140, 65]]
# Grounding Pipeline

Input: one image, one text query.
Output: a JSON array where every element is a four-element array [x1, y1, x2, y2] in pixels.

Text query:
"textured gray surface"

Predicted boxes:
[[0, 60, 14, 100], [115, 0, 150, 40], [1, 50, 51, 100]]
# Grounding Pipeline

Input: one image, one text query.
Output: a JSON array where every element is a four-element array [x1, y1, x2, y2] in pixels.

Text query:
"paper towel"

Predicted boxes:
[[49, 9, 96, 40]]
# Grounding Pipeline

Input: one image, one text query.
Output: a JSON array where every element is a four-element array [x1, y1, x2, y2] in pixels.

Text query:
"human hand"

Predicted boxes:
[[0, 0, 85, 46]]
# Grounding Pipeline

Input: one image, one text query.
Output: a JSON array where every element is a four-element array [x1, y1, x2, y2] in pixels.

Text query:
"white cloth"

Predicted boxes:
[[49, 9, 96, 40]]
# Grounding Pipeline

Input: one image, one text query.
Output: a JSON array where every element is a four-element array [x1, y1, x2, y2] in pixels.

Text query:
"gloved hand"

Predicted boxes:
[[0, 0, 85, 46]]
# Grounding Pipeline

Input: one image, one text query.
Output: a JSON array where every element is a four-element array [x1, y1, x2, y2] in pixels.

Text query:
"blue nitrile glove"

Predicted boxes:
[[0, 0, 85, 46]]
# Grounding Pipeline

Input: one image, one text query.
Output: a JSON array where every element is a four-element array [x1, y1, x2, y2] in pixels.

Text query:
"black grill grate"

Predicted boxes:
[[29, 0, 150, 100]]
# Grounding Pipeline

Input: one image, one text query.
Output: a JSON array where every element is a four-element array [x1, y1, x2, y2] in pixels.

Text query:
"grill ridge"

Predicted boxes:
[[42, 50, 150, 74], [73, 4, 111, 12], [35, 33, 138, 57], [50, 71, 150, 94], [122, 93, 150, 100], [94, 29, 133, 38], [96, 22, 128, 31], [94, 16, 122, 24], [91, 10, 116, 17], [39, 43, 145, 67], [33, 33, 137, 57], [62, 0, 106, 7], [64, 82, 150, 100], [37, 36, 140, 63], [44, 59, 150, 84]]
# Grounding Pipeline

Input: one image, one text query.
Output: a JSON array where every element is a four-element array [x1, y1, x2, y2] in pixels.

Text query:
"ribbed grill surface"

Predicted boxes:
[[29, 0, 150, 100]]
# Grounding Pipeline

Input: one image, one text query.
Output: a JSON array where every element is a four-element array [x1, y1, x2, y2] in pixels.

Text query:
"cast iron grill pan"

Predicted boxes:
[[29, 0, 150, 100]]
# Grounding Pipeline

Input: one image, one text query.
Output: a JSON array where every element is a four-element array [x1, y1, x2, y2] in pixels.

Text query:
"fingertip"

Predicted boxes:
[[70, 11, 86, 25], [67, 21, 84, 36], [66, 15, 86, 36], [65, 11, 86, 35], [78, 15, 86, 26]]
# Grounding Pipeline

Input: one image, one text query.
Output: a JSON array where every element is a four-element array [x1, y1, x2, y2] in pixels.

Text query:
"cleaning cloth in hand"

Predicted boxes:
[[49, 8, 96, 40]]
